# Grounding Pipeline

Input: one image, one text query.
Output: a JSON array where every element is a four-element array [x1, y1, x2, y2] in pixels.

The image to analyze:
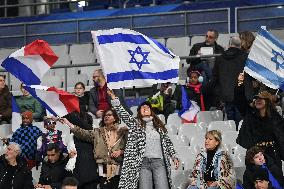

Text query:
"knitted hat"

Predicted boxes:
[[253, 167, 269, 181], [21, 111, 33, 120]]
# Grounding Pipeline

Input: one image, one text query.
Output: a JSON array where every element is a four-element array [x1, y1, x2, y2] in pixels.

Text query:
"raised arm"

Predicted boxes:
[[59, 118, 94, 143], [107, 89, 138, 130]]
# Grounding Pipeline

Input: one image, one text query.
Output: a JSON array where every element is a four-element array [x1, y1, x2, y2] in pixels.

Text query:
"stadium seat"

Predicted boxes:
[[154, 38, 166, 46], [32, 165, 42, 184], [217, 33, 231, 49], [69, 43, 96, 65], [169, 135, 190, 147], [33, 122, 45, 132], [196, 110, 223, 125], [167, 113, 182, 126], [178, 125, 198, 141], [190, 133, 205, 153], [10, 75, 22, 93], [51, 45, 71, 66], [222, 131, 238, 148], [181, 122, 207, 134], [166, 124, 179, 135], [157, 114, 166, 124], [0, 48, 17, 62], [166, 37, 191, 57], [130, 106, 138, 117], [191, 35, 204, 46], [93, 118, 101, 128], [0, 124, 12, 138], [208, 120, 236, 132], [42, 75, 63, 88], [66, 73, 89, 89]]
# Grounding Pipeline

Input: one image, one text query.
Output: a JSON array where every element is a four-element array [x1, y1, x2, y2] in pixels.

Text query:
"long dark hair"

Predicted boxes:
[[99, 108, 120, 127], [256, 98, 276, 118], [137, 102, 167, 133]]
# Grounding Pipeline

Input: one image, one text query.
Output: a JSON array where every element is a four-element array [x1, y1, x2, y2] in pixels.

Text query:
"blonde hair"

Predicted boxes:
[[205, 130, 222, 148]]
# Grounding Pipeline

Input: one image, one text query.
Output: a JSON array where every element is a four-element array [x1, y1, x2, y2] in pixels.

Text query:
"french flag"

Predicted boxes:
[[23, 85, 80, 117], [178, 86, 200, 123], [11, 96, 22, 132], [1, 40, 58, 85]]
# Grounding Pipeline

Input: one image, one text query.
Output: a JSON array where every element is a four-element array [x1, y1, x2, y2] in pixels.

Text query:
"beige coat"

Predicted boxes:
[[71, 126, 128, 165]]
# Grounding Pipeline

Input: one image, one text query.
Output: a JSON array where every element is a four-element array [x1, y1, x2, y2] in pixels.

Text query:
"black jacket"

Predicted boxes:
[[237, 107, 284, 161], [208, 47, 247, 102], [0, 155, 33, 189], [88, 86, 132, 116], [243, 154, 284, 189], [39, 154, 72, 189], [186, 41, 224, 66]]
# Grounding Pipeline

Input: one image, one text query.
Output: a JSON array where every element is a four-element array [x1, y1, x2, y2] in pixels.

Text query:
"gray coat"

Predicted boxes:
[[112, 99, 178, 189]]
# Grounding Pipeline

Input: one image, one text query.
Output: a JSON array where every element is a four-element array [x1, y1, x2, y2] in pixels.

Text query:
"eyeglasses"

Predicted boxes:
[[46, 121, 56, 125]]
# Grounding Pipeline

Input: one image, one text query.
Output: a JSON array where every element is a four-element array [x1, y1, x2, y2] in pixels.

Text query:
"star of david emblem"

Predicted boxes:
[[128, 46, 150, 70], [271, 49, 284, 70]]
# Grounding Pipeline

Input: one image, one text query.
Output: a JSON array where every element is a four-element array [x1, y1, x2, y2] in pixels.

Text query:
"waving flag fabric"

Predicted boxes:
[[244, 27, 284, 90], [11, 96, 22, 132], [24, 85, 79, 117], [178, 86, 200, 122], [92, 28, 180, 89], [1, 40, 58, 85]]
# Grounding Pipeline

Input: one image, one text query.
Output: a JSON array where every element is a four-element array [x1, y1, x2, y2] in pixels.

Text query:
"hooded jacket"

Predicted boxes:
[[0, 85, 12, 122], [209, 47, 247, 102], [243, 154, 284, 189], [0, 155, 33, 189]]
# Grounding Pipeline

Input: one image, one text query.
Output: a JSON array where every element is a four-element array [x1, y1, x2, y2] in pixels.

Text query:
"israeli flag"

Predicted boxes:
[[244, 27, 284, 90], [92, 28, 180, 89]]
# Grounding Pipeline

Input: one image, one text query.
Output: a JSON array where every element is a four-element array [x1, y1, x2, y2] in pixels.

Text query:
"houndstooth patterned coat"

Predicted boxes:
[[112, 99, 178, 189]]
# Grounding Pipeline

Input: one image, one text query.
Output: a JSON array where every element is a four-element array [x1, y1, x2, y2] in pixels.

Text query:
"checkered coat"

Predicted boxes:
[[112, 100, 178, 189]]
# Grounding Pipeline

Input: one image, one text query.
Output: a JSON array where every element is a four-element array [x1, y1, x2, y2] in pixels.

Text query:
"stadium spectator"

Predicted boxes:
[[147, 82, 175, 121], [61, 177, 79, 189], [36, 116, 67, 163], [239, 31, 255, 53], [0, 142, 33, 189], [63, 111, 99, 189], [61, 108, 128, 189], [89, 69, 131, 118], [207, 36, 247, 126], [16, 83, 45, 121], [73, 82, 89, 112], [35, 143, 75, 189], [0, 74, 12, 124], [186, 29, 224, 83], [243, 146, 284, 189], [2, 111, 42, 169], [187, 130, 235, 189], [108, 90, 180, 189], [237, 91, 284, 168], [253, 167, 277, 189]]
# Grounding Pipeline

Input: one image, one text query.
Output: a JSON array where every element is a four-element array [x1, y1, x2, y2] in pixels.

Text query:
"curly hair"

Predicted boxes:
[[99, 108, 120, 127], [239, 31, 255, 52], [245, 146, 264, 165]]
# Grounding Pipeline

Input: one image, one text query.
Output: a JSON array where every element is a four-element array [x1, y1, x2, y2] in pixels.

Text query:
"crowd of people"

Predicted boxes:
[[0, 29, 284, 189]]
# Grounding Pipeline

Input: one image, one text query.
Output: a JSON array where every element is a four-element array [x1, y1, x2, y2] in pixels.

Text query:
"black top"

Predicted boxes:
[[2, 164, 17, 188], [204, 148, 217, 182]]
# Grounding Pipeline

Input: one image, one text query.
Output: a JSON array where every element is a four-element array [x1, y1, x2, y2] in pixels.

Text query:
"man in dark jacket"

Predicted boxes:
[[0, 74, 12, 124], [35, 143, 73, 189], [0, 142, 33, 189], [207, 36, 247, 126], [253, 167, 277, 189], [186, 29, 224, 83], [89, 69, 131, 118], [243, 146, 284, 189]]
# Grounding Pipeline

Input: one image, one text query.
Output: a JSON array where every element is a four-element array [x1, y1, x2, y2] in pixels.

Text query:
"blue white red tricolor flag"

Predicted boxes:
[[11, 96, 21, 132], [244, 27, 284, 90], [1, 40, 58, 86], [23, 85, 80, 117], [92, 28, 180, 89], [178, 86, 200, 122]]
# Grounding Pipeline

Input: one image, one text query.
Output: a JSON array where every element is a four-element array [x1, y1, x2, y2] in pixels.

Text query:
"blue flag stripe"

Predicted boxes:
[[23, 86, 58, 117], [106, 69, 178, 82], [178, 86, 191, 116], [11, 96, 20, 113], [149, 37, 174, 58], [258, 28, 284, 51], [1, 57, 41, 85], [97, 33, 150, 45], [246, 59, 284, 87]]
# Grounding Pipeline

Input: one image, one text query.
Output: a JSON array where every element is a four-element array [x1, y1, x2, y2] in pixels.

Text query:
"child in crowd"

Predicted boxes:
[[37, 116, 67, 162], [173, 69, 205, 123]]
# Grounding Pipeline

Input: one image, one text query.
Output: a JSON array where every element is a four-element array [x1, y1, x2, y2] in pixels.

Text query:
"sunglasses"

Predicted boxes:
[[46, 121, 56, 125]]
